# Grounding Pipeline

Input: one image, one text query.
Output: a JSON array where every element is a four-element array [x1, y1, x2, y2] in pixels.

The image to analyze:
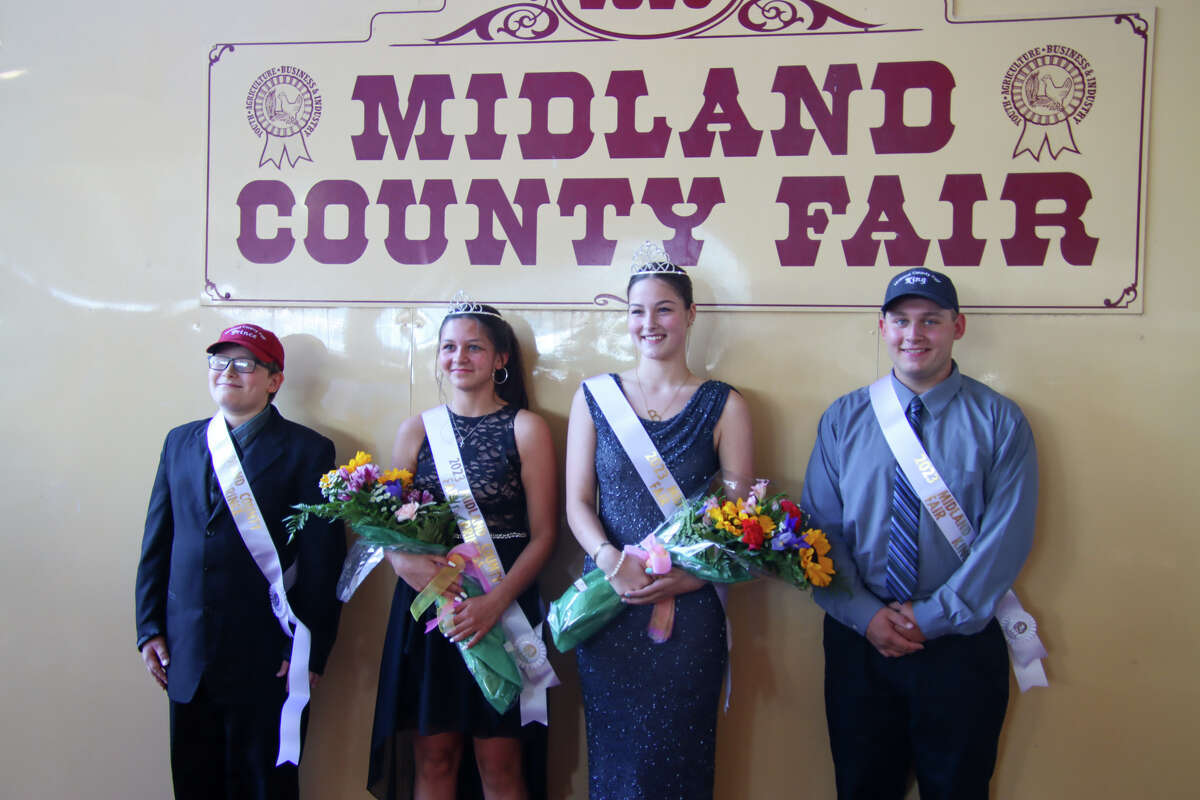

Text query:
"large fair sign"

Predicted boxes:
[[204, 1, 1153, 311]]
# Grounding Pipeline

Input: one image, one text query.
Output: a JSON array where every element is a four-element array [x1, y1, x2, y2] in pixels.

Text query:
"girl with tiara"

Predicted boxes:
[[564, 243, 754, 799], [369, 295, 557, 800]]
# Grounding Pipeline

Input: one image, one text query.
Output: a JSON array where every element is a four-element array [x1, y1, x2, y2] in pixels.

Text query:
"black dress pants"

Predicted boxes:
[[169, 680, 300, 800], [823, 614, 1010, 800]]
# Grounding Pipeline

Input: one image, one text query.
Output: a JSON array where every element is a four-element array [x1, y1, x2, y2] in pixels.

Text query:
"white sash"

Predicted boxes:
[[584, 375, 734, 705], [422, 405, 559, 726], [583, 375, 686, 517], [868, 376, 1048, 692], [206, 414, 311, 765]]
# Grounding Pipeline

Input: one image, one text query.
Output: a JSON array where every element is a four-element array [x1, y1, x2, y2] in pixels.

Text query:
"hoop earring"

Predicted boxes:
[[493, 367, 510, 385]]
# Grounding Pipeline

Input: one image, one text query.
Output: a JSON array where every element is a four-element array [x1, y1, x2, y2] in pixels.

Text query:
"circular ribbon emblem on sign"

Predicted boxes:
[[1001, 46, 1096, 161], [245, 66, 322, 169]]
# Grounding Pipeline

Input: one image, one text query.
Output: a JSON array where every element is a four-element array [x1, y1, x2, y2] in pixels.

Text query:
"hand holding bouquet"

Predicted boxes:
[[548, 473, 835, 652], [287, 451, 520, 714], [666, 475, 836, 590]]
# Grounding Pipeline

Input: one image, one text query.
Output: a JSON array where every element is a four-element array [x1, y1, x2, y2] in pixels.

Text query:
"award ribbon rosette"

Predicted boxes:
[[869, 376, 1048, 692], [284, 446, 529, 716], [548, 376, 835, 653]]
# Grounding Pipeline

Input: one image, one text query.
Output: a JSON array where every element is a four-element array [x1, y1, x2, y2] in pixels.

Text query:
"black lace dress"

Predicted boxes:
[[367, 405, 546, 799]]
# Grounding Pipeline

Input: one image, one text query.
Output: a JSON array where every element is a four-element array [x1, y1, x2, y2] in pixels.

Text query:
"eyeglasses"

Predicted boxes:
[[208, 354, 266, 374]]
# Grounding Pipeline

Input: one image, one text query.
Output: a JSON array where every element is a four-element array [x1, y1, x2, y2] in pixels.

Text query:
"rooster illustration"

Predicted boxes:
[[1024, 69, 1073, 114], [265, 87, 303, 130]]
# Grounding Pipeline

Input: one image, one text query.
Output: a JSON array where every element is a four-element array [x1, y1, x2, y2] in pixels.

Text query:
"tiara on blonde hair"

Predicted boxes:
[[630, 240, 688, 277], [445, 290, 503, 319]]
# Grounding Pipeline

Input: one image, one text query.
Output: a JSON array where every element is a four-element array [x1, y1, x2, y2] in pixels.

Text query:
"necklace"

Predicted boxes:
[[450, 410, 490, 446], [635, 368, 689, 422]]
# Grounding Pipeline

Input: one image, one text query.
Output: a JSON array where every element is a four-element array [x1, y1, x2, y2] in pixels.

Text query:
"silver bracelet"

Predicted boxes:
[[604, 549, 627, 581], [591, 541, 615, 562]]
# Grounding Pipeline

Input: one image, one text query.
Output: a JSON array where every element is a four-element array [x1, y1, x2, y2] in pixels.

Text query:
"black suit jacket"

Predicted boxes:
[[135, 405, 345, 704]]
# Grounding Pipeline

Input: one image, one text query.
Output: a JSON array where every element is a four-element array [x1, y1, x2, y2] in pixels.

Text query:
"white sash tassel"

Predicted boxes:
[[868, 377, 1048, 692], [207, 415, 311, 765]]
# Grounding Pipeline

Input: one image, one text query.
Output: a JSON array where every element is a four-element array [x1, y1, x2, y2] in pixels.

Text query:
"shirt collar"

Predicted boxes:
[[888, 362, 963, 418], [230, 404, 273, 449]]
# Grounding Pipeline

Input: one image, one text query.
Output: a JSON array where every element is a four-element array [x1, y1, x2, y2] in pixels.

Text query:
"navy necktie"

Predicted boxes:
[[886, 396, 924, 603]]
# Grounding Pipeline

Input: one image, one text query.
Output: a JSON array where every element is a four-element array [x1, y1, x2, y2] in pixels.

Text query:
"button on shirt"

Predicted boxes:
[[801, 366, 1038, 639]]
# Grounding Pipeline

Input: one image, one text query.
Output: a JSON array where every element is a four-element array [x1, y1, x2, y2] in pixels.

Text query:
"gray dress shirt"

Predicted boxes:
[[802, 365, 1038, 639]]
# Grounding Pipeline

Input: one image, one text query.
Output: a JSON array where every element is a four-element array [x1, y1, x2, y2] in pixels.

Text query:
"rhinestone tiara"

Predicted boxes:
[[445, 290, 503, 319], [630, 240, 688, 277]]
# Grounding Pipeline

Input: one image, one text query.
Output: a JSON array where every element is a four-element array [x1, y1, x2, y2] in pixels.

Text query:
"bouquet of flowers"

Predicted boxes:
[[548, 474, 834, 653], [285, 450, 455, 557], [286, 451, 521, 714], [663, 476, 836, 590]]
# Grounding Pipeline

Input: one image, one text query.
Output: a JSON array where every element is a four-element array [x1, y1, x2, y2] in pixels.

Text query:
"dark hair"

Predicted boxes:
[[265, 362, 281, 403], [627, 267, 694, 309], [439, 306, 529, 409]]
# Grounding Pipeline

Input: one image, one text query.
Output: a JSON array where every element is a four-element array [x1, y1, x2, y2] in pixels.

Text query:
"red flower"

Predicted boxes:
[[780, 499, 802, 521], [741, 517, 764, 550]]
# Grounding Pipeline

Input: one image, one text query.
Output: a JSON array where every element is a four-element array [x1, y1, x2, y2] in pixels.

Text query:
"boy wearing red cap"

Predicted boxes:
[[135, 324, 344, 800]]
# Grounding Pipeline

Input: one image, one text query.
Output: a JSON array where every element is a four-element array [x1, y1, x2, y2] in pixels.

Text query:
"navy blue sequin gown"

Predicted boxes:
[[578, 377, 732, 800], [368, 406, 547, 800]]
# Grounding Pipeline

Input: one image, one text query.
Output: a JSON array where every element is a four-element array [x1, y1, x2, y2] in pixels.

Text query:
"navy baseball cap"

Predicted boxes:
[[881, 268, 959, 313]]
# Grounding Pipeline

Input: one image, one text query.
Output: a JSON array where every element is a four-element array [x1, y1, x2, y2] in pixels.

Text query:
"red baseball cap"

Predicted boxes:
[[206, 323, 285, 370]]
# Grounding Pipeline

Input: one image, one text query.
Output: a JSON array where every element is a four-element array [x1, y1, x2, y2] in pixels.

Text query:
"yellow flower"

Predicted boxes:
[[801, 529, 835, 587], [318, 469, 338, 489], [803, 529, 831, 556], [757, 515, 776, 535], [737, 497, 760, 516], [344, 450, 374, 471], [803, 552, 836, 587], [708, 506, 727, 524], [721, 501, 738, 518], [381, 468, 413, 487]]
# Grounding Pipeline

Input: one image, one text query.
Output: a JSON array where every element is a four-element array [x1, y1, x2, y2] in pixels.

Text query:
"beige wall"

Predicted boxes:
[[1, 1, 1196, 798]]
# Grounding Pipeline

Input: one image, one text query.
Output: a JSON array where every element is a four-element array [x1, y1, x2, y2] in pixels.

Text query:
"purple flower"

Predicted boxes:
[[345, 463, 380, 493], [772, 532, 797, 551], [383, 482, 405, 499]]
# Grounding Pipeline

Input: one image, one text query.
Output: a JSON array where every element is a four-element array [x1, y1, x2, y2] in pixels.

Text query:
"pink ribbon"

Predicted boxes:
[[422, 543, 494, 634], [626, 535, 675, 643]]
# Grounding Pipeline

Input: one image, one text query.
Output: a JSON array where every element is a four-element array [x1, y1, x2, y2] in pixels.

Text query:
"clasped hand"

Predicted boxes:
[[387, 551, 464, 598], [443, 589, 506, 648], [387, 550, 505, 648], [597, 548, 704, 604], [865, 601, 927, 658]]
